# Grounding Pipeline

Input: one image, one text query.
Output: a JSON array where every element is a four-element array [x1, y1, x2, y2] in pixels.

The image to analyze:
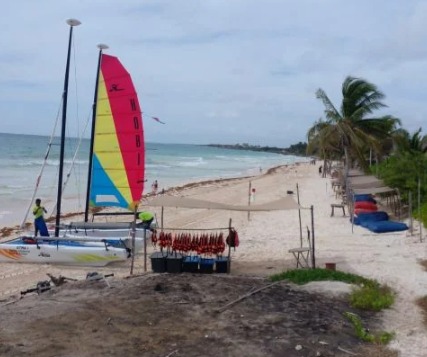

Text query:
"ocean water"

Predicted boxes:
[[0, 132, 306, 227]]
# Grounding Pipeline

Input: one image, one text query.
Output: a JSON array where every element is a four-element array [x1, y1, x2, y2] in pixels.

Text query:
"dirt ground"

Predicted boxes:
[[0, 272, 396, 357]]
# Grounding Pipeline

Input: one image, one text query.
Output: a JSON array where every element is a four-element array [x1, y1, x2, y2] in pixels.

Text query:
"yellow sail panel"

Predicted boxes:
[[91, 71, 133, 208]]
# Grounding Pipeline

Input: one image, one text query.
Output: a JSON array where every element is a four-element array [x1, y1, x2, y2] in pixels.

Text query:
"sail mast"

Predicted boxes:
[[55, 18, 81, 237], [85, 44, 109, 222]]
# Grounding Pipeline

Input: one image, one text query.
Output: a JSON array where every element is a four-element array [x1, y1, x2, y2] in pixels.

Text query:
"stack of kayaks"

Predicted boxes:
[[354, 194, 378, 215], [353, 195, 408, 233]]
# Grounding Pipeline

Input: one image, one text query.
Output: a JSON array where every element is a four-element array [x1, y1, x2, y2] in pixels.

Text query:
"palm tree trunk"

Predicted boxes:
[[322, 156, 327, 178], [344, 145, 350, 177]]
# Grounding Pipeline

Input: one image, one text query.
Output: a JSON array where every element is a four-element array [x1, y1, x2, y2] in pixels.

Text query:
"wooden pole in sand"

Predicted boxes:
[[247, 181, 252, 221], [351, 191, 357, 234], [227, 218, 232, 273], [409, 191, 413, 235], [310, 205, 316, 269], [130, 207, 137, 275], [161, 206, 164, 231], [143, 227, 147, 272], [296, 184, 303, 246], [418, 178, 422, 243]]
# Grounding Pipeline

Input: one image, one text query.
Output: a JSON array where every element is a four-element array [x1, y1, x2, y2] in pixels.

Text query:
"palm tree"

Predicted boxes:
[[393, 128, 427, 155], [306, 118, 341, 177], [310, 76, 400, 175]]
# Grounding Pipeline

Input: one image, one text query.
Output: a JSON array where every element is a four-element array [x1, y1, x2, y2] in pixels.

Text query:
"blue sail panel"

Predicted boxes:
[[90, 155, 128, 208]]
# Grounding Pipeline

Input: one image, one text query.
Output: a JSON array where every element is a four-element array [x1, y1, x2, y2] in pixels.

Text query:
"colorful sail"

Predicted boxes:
[[89, 54, 144, 211]]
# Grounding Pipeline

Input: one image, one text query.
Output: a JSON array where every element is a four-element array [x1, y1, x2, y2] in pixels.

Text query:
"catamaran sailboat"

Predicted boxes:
[[0, 19, 146, 266], [49, 45, 149, 250]]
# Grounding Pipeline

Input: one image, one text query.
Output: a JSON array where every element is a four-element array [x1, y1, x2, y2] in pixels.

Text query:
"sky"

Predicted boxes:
[[1, 0, 427, 147]]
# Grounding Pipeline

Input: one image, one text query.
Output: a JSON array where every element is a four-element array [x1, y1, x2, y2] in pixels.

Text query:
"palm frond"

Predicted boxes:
[[315, 89, 341, 122]]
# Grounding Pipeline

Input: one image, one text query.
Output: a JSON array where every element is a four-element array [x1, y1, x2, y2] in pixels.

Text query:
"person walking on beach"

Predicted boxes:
[[151, 180, 158, 194], [32, 198, 49, 237], [137, 211, 155, 231]]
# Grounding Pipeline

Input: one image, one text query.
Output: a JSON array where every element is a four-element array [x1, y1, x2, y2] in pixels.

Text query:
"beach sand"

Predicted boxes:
[[0, 162, 426, 356]]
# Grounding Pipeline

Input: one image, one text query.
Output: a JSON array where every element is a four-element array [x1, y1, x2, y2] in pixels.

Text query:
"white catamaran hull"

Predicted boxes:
[[62, 234, 146, 252], [46, 228, 151, 252], [0, 239, 129, 267]]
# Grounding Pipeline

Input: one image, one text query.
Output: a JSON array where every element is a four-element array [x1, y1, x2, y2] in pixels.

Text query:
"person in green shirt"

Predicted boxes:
[[137, 211, 154, 230], [32, 198, 49, 237]]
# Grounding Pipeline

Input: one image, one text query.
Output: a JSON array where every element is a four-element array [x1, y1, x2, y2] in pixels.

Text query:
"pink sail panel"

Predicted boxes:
[[91, 54, 144, 210]]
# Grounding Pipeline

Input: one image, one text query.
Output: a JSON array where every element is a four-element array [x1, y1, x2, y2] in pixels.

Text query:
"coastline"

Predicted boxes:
[[0, 163, 287, 240], [0, 162, 426, 356]]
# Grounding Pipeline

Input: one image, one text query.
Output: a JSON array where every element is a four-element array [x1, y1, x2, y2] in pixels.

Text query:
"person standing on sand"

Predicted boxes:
[[32, 198, 49, 237]]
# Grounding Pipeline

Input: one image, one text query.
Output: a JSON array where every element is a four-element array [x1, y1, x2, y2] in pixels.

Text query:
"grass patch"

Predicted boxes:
[[270, 268, 373, 286], [344, 312, 394, 344], [418, 259, 427, 272], [350, 284, 394, 311], [416, 295, 427, 328], [271, 269, 395, 311]]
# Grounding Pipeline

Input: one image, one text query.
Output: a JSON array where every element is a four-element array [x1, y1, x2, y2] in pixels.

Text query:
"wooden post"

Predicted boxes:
[[418, 178, 422, 243], [161, 206, 164, 231], [130, 207, 137, 275], [310, 205, 316, 269], [296, 183, 303, 246], [143, 227, 147, 272], [409, 191, 413, 235], [247, 181, 252, 221], [227, 218, 232, 273]]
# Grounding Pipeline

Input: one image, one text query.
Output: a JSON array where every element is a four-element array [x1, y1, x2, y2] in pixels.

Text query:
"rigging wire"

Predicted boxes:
[[49, 36, 89, 219], [71, 34, 83, 209], [49, 110, 91, 218], [22, 31, 88, 229], [20, 100, 62, 229]]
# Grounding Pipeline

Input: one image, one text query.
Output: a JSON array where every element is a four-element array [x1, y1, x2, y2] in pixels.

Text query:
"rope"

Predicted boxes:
[[71, 35, 82, 208], [20, 100, 62, 229], [157, 227, 232, 231], [22, 34, 88, 222], [49, 111, 91, 218]]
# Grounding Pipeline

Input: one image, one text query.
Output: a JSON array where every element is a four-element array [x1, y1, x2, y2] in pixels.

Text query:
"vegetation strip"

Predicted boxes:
[[271, 268, 395, 311]]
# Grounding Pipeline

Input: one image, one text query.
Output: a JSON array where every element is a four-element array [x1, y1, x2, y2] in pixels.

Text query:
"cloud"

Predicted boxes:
[[0, 0, 426, 145]]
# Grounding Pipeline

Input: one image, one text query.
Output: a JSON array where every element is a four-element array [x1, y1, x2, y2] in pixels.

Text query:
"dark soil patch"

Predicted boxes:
[[0, 274, 392, 357]]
